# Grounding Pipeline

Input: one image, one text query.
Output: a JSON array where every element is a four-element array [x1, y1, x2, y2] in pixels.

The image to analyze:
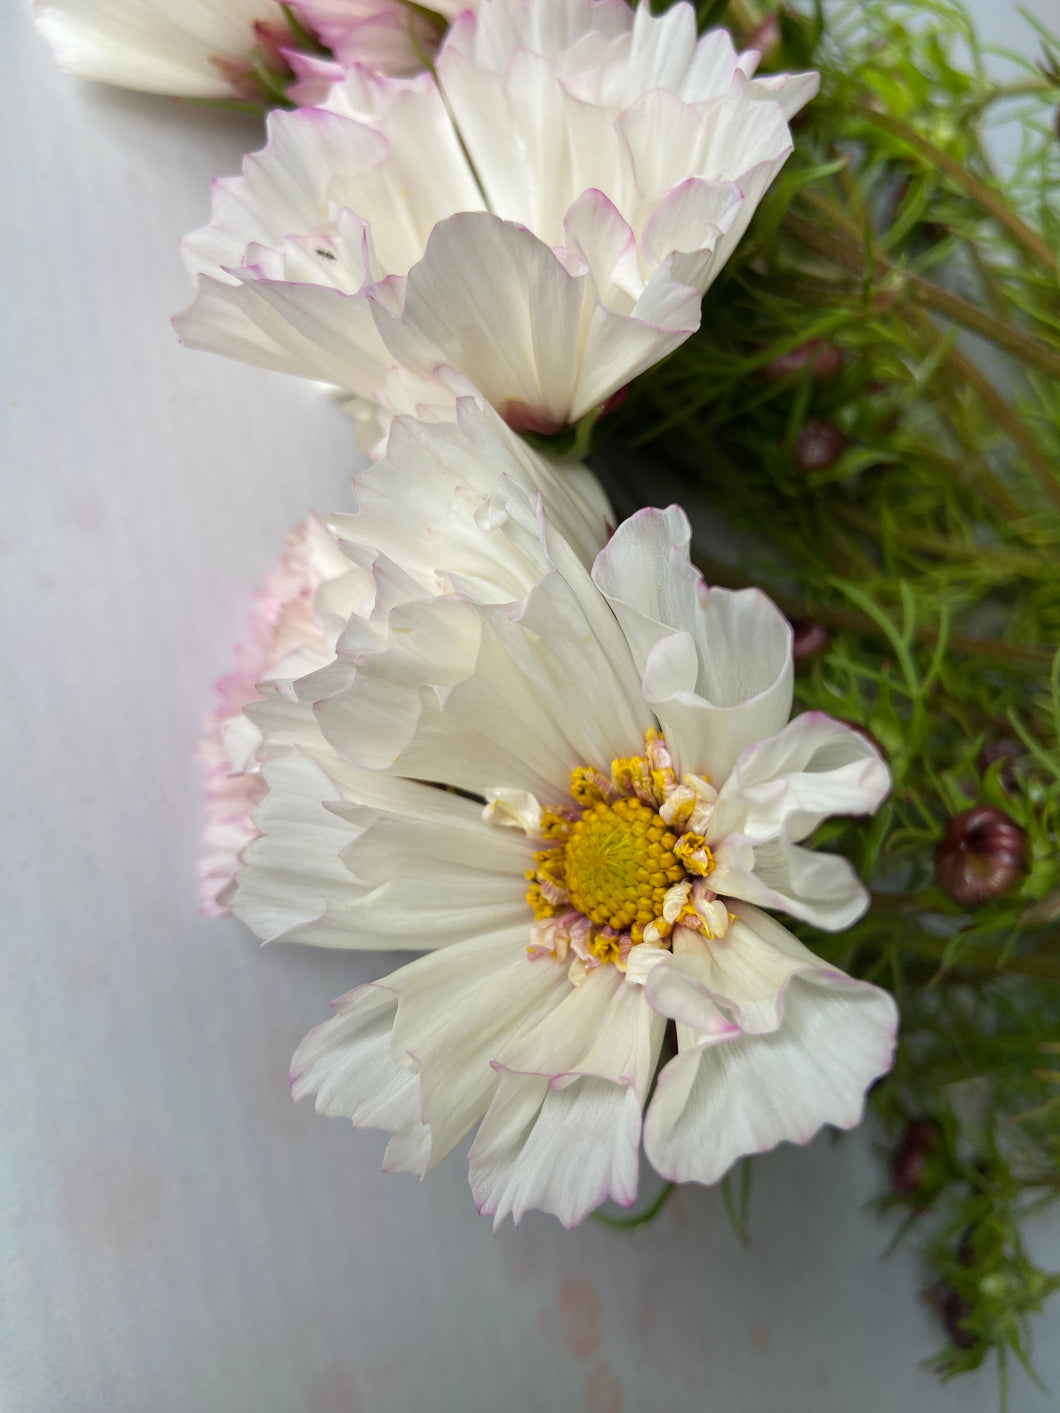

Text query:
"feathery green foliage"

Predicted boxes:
[[593, 0, 1060, 1387]]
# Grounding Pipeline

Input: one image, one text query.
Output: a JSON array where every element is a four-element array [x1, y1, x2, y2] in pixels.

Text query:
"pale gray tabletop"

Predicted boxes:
[[3, 2, 1059, 1410]]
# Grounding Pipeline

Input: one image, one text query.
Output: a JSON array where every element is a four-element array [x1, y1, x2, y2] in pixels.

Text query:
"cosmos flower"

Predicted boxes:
[[198, 396, 611, 915], [230, 465, 897, 1226], [33, 0, 463, 101], [175, 0, 817, 443]]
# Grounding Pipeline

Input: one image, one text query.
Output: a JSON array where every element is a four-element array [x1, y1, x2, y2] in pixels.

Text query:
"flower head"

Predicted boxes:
[[175, 0, 817, 445], [231, 461, 896, 1226]]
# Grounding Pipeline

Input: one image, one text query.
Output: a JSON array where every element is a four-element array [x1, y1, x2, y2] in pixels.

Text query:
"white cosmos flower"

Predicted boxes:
[[174, 0, 817, 441], [33, 0, 463, 100], [233, 467, 896, 1226]]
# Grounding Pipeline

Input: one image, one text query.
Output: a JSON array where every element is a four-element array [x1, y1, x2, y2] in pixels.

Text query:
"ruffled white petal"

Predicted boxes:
[[333, 396, 613, 577], [643, 906, 898, 1185], [592, 506, 793, 780], [175, 274, 392, 396], [709, 833, 872, 931], [291, 983, 431, 1175], [709, 711, 891, 847], [233, 754, 532, 949], [645, 905, 859, 1034], [469, 965, 664, 1227], [372, 212, 700, 429], [232, 753, 372, 947], [292, 929, 572, 1173], [361, 569, 651, 798]]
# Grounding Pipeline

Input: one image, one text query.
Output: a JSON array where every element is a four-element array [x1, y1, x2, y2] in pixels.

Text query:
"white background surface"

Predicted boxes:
[[3, 3, 1060, 1410]]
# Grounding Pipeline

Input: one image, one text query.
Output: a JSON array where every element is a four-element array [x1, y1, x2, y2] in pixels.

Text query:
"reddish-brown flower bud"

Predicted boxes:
[[928, 1284, 977, 1351], [790, 619, 831, 663], [891, 1118, 941, 1203], [934, 805, 1028, 906], [795, 419, 847, 472], [761, 338, 842, 382]]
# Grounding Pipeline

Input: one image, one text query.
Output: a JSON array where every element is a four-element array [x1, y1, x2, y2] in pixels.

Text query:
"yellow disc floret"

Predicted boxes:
[[565, 797, 684, 933], [525, 732, 715, 968]]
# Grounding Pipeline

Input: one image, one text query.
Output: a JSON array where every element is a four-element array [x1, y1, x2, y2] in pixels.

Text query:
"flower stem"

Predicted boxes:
[[855, 108, 1058, 274], [591, 1181, 676, 1230], [784, 210, 1060, 385]]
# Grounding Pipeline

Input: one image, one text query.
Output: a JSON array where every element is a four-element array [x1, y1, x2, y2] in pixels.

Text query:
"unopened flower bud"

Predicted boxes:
[[795, 419, 847, 471], [761, 338, 842, 382], [791, 619, 830, 662], [891, 1117, 941, 1204], [934, 805, 1028, 906], [928, 1283, 977, 1351]]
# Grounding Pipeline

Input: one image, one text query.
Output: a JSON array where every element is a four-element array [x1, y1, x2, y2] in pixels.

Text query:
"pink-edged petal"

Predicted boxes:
[[593, 506, 793, 781], [371, 212, 587, 429], [748, 68, 821, 123], [469, 966, 665, 1227], [644, 927, 898, 1185], [645, 904, 864, 1035], [174, 276, 391, 399], [284, 50, 345, 107], [561, 189, 642, 309], [710, 832, 872, 931], [640, 177, 744, 290], [709, 711, 892, 847], [181, 106, 387, 277], [389, 931, 572, 1167], [291, 982, 430, 1174], [296, 0, 437, 74], [573, 273, 702, 415], [293, 929, 572, 1175], [231, 754, 369, 946]]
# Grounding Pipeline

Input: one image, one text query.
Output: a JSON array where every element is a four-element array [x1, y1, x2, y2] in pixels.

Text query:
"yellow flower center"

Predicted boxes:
[[525, 732, 720, 968], [564, 798, 684, 932]]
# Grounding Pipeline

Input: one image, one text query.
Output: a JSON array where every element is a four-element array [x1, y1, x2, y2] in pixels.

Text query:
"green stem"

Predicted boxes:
[[784, 210, 1060, 385], [592, 1182, 676, 1230], [831, 505, 1042, 575], [279, 3, 329, 53], [785, 208, 1060, 512], [855, 108, 1057, 274], [942, 341, 1060, 514], [887, 929, 1060, 984]]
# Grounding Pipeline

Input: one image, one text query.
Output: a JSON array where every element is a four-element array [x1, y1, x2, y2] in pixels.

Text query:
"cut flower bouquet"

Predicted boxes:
[[36, 0, 1060, 1387]]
